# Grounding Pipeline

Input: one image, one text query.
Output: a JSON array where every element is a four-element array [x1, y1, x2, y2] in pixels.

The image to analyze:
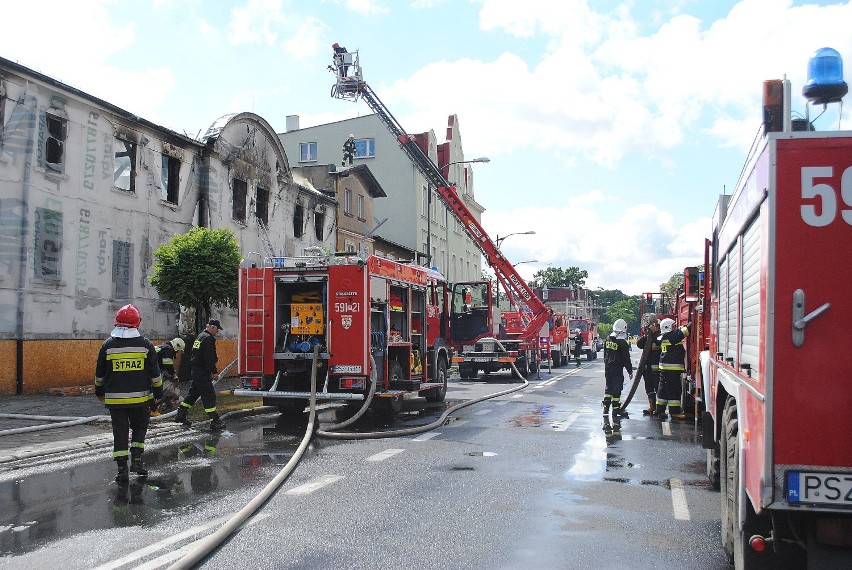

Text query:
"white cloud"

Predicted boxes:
[[281, 16, 328, 58], [227, 0, 287, 46], [345, 0, 389, 16]]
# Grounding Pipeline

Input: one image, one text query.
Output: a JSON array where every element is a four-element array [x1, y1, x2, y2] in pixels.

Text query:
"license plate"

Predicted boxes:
[[481, 342, 494, 351], [786, 471, 852, 507], [472, 358, 490, 362]]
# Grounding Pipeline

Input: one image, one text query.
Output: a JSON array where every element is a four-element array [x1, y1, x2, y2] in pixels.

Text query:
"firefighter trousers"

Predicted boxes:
[[182, 375, 217, 413], [109, 406, 150, 461]]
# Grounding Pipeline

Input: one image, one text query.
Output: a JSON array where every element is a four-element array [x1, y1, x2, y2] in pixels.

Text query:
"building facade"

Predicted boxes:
[[0, 58, 334, 393], [278, 113, 485, 282]]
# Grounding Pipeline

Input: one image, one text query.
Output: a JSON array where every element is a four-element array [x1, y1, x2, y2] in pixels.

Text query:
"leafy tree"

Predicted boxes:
[[597, 323, 612, 338], [606, 297, 641, 334], [529, 266, 588, 288], [149, 227, 241, 331], [660, 271, 685, 300]]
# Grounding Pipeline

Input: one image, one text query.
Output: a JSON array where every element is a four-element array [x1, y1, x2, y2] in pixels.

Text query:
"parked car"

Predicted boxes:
[[595, 337, 604, 352]]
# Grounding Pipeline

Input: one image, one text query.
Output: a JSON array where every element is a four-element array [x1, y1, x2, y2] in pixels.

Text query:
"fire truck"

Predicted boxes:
[[568, 317, 598, 361], [673, 263, 710, 418], [236, 252, 452, 413], [545, 312, 571, 366], [330, 49, 552, 381], [699, 58, 852, 567]]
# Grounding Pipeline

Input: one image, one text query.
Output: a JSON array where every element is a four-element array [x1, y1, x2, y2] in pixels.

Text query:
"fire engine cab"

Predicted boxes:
[[235, 253, 451, 414]]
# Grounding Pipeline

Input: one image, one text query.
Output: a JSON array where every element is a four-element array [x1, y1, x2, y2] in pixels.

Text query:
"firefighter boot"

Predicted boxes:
[[613, 402, 629, 419], [208, 412, 226, 431], [115, 458, 129, 484], [602, 398, 611, 416], [643, 394, 657, 417], [130, 454, 148, 477], [656, 403, 668, 421], [669, 406, 686, 421], [174, 405, 192, 427]]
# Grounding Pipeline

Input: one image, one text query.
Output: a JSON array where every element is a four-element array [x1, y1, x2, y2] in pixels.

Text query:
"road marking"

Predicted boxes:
[[541, 379, 558, 386], [550, 412, 580, 432], [511, 394, 524, 399], [474, 409, 492, 415], [412, 432, 440, 441], [366, 448, 405, 462], [285, 474, 343, 495], [670, 478, 691, 520], [662, 422, 672, 436], [494, 400, 509, 405]]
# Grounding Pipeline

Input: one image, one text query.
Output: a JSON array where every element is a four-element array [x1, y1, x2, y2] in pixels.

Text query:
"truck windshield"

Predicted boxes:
[[569, 320, 589, 332]]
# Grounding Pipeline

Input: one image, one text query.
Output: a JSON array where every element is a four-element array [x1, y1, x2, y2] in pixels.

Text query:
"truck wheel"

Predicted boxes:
[[720, 397, 737, 561], [425, 358, 447, 402], [560, 354, 568, 367], [512, 357, 529, 380], [707, 448, 721, 491], [459, 363, 477, 380]]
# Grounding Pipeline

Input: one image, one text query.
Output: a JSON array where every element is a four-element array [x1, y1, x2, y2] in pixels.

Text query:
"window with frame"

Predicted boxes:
[[161, 155, 180, 204], [299, 142, 318, 162], [34, 208, 62, 281], [232, 178, 247, 223], [314, 209, 325, 240], [344, 188, 352, 215], [345, 239, 356, 253], [357, 194, 365, 220], [293, 202, 304, 238], [255, 186, 269, 225], [421, 186, 428, 217], [114, 137, 136, 191], [354, 138, 375, 158], [44, 113, 67, 172]]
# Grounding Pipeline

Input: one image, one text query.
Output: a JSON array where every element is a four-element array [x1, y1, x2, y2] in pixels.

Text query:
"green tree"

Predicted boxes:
[[149, 227, 241, 331], [660, 271, 685, 300], [529, 266, 588, 288], [606, 297, 641, 334]]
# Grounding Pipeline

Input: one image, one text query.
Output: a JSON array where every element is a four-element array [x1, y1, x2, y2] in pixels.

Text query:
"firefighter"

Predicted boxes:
[[95, 304, 163, 483], [174, 319, 226, 430], [152, 337, 185, 415], [602, 319, 633, 418], [572, 328, 584, 367], [332, 42, 349, 77], [635, 315, 662, 417], [341, 134, 356, 166], [656, 318, 690, 421]]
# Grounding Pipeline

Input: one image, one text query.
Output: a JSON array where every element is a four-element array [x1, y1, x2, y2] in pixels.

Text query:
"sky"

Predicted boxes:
[[2, 0, 851, 295]]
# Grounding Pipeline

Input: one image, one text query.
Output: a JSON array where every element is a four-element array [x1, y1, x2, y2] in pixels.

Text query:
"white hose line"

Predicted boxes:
[[316, 355, 379, 432], [0, 415, 111, 437], [167, 348, 320, 570], [0, 413, 87, 422]]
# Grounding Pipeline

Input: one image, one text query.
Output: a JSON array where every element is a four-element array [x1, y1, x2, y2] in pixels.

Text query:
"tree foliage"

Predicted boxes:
[[529, 266, 588, 288], [660, 271, 685, 300], [149, 227, 241, 328], [605, 297, 641, 334]]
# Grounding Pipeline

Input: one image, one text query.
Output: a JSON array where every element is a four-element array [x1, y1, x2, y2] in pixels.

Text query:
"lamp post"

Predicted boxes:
[[427, 157, 490, 270], [493, 231, 536, 309]]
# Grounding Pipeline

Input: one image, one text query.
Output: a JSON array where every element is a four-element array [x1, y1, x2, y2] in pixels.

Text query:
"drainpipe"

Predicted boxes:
[[15, 95, 37, 394]]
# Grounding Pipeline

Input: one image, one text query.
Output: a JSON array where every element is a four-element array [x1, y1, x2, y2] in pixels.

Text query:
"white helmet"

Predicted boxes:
[[573, 328, 581, 334], [171, 337, 186, 352], [660, 318, 675, 334], [349, 133, 355, 138], [613, 319, 627, 333]]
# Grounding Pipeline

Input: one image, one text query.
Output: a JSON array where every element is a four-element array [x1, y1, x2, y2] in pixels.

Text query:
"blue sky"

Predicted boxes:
[[3, 0, 850, 294]]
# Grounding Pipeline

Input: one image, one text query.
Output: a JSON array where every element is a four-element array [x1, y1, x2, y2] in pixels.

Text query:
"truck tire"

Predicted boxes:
[[458, 363, 477, 380], [720, 397, 737, 561], [707, 447, 721, 491], [512, 357, 529, 380], [425, 358, 448, 402]]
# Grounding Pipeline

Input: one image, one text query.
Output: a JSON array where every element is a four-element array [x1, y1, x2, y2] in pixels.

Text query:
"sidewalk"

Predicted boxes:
[[0, 377, 246, 465]]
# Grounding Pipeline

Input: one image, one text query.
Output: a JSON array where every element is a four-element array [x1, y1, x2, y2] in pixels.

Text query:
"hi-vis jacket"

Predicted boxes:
[[603, 334, 633, 375], [95, 336, 163, 407], [658, 324, 690, 372], [155, 343, 177, 375], [636, 334, 661, 372]]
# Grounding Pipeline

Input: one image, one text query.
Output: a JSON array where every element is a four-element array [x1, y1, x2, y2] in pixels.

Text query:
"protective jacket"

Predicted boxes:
[[342, 138, 356, 156], [155, 343, 177, 375], [572, 333, 584, 355], [190, 330, 218, 378], [603, 334, 633, 375], [659, 324, 690, 371], [95, 336, 163, 407], [636, 334, 661, 373]]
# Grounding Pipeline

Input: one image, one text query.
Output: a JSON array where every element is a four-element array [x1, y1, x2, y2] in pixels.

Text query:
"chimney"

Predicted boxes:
[[286, 115, 300, 132]]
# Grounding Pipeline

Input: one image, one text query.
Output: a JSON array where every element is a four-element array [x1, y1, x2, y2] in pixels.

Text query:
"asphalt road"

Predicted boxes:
[[0, 358, 731, 570]]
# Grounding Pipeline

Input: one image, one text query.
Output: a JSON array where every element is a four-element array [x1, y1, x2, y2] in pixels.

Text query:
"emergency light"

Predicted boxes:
[[803, 47, 848, 105]]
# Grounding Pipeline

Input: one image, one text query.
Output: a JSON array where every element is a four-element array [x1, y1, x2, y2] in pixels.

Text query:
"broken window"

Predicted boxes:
[[293, 203, 304, 238], [256, 186, 269, 225], [314, 209, 324, 240], [299, 142, 317, 162], [45, 114, 67, 172], [161, 154, 180, 204], [233, 178, 247, 223], [34, 208, 62, 281], [114, 137, 136, 192]]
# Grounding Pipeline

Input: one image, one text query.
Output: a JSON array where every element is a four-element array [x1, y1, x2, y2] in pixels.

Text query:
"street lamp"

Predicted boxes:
[[493, 231, 536, 308], [427, 157, 491, 270]]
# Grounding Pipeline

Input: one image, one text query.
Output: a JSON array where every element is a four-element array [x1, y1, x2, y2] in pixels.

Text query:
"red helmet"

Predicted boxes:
[[114, 304, 141, 328]]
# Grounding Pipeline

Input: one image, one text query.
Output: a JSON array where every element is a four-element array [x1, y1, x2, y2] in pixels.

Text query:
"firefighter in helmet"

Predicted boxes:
[[95, 304, 163, 483], [571, 328, 584, 367], [341, 134, 356, 166], [152, 337, 185, 414], [175, 319, 226, 430], [602, 319, 633, 418], [636, 315, 662, 417], [656, 318, 690, 420]]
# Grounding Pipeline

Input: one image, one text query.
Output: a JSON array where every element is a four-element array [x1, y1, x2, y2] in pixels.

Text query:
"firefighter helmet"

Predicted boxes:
[[114, 304, 141, 328], [573, 328, 581, 334], [613, 319, 628, 333], [170, 337, 185, 352], [660, 318, 675, 334]]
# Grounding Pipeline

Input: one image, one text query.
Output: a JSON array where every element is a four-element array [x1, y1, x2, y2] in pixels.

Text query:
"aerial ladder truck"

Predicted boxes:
[[330, 49, 551, 379]]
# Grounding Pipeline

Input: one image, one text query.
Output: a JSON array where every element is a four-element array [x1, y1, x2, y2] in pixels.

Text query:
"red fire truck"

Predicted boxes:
[[673, 263, 709, 418], [235, 254, 451, 413], [330, 49, 552, 381], [700, 71, 852, 566], [568, 316, 598, 361]]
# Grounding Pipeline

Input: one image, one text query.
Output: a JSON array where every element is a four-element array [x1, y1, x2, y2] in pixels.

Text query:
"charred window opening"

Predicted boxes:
[[161, 155, 180, 204], [314, 209, 324, 240], [256, 187, 269, 225], [45, 114, 67, 172], [293, 203, 304, 238], [114, 137, 136, 192], [233, 178, 247, 223]]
